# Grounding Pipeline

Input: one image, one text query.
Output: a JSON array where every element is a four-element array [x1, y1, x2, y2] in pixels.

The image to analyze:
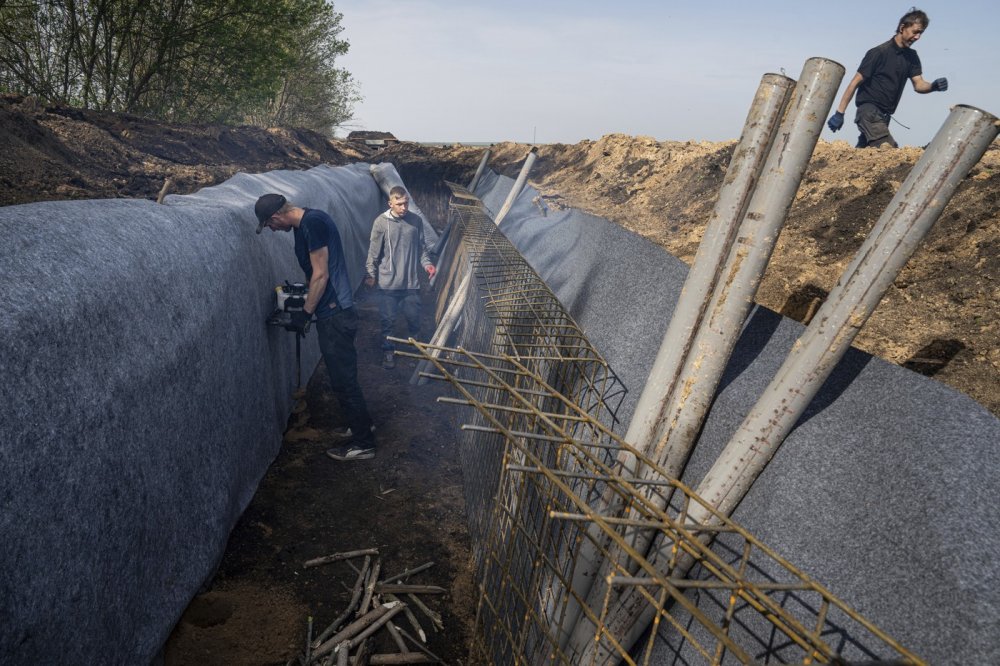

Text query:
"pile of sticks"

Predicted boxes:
[[286, 548, 449, 666]]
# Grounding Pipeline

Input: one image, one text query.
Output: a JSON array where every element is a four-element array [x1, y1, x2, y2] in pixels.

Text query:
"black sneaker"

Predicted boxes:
[[325, 443, 376, 461], [382, 351, 395, 369]]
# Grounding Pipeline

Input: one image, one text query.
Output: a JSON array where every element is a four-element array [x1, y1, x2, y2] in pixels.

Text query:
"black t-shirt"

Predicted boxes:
[[855, 38, 922, 115], [292, 209, 354, 317]]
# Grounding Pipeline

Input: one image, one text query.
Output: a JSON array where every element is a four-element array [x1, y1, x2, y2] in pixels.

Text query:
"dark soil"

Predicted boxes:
[[163, 292, 476, 665]]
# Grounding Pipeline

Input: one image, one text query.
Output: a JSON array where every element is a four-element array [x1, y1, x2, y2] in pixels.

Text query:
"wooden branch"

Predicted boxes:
[[304, 548, 379, 569], [395, 627, 447, 664], [351, 637, 374, 666], [349, 604, 405, 649], [381, 561, 435, 585], [375, 585, 445, 595], [406, 594, 443, 632], [385, 594, 425, 644], [386, 622, 410, 654], [359, 560, 382, 616], [314, 556, 370, 648], [313, 603, 399, 659], [369, 655, 436, 664]]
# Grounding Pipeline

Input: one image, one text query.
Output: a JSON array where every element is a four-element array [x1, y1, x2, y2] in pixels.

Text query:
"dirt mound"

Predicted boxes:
[[2, 95, 996, 414], [382, 136, 1000, 416], [0, 94, 373, 205]]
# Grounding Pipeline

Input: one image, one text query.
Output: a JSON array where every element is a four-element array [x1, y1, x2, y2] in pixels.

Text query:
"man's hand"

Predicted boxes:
[[931, 77, 948, 92], [827, 111, 844, 132], [364, 275, 375, 288], [290, 310, 312, 336], [426, 264, 437, 278]]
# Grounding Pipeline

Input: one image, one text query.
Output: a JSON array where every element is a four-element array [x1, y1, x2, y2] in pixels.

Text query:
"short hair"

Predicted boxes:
[[898, 7, 929, 32], [388, 186, 408, 199]]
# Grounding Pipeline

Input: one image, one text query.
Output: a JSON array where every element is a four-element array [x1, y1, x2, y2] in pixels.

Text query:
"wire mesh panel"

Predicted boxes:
[[397, 186, 922, 665]]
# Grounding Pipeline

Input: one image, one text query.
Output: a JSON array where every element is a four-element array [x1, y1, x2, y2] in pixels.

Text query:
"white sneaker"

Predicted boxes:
[[325, 443, 375, 461], [331, 425, 376, 440]]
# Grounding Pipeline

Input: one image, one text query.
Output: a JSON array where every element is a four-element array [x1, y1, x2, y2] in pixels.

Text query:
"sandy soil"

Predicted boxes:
[[3, 92, 997, 663], [382, 136, 1000, 417]]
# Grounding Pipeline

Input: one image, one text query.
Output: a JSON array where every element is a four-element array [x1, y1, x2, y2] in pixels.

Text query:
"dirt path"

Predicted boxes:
[[163, 292, 476, 665]]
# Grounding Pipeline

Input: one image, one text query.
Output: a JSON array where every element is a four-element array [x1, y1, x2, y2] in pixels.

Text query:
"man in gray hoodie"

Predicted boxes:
[[365, 186, 436, 368]]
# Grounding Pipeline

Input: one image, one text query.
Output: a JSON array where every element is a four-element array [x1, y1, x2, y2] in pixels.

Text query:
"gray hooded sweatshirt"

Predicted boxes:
[[366, 209, 431, 290]]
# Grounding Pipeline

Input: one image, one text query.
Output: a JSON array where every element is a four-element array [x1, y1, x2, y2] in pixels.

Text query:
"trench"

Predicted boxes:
[[3, 151, 999, 666], [163, 177, 477, 665]]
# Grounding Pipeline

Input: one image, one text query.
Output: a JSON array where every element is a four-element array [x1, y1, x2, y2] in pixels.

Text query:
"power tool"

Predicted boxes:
[[266, 281, 310, 388]]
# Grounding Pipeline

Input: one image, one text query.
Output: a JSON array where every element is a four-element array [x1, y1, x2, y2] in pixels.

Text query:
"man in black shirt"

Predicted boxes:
[[827, 8, 948, 148], [255, 193, 377, 461]]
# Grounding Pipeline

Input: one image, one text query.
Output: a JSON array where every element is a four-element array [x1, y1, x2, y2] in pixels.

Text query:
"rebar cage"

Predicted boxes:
[[396, 184, 923, 665]]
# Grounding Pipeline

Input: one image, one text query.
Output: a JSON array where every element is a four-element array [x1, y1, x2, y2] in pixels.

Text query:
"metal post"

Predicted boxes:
[[642, 57, 843, 485], [587, 105, 999, 666], [494, 147, 538, 226], [689, 104, 1000, 526], [410, 271, 472, 385], [468, 147, 493, 193], [622, 73, 796, 480], [559, 72, 796, 657], [572, 57, 846, 666]]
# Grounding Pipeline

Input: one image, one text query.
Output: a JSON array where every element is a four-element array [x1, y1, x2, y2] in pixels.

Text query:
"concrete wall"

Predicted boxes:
[[475, 169, 1000, 665], [0, 163, 381, 665]]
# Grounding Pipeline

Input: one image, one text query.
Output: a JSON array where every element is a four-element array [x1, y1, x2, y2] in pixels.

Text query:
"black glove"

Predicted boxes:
[[931, 77, 948, 92], [827, 111, 844, 132], [290, 310, 312, 335]]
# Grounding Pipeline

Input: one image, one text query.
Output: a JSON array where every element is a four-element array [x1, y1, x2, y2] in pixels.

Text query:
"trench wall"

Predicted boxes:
[[0, 163, 382, 665], [473, 169, 1000, 664]]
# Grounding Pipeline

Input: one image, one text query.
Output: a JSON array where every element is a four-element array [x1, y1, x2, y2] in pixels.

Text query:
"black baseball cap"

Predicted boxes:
[[254, 193, 286, 234]]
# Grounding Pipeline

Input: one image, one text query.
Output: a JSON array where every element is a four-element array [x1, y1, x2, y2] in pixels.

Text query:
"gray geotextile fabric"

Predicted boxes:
[[474, 170, 1000, 664], [0, 163, 381, 665]]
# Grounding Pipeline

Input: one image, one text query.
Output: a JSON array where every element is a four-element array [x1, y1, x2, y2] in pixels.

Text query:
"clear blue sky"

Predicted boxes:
[[333, 1, 998, 148]]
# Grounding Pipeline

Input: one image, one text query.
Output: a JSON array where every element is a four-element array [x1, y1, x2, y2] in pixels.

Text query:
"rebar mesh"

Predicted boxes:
[[396, 184, 923, 665]]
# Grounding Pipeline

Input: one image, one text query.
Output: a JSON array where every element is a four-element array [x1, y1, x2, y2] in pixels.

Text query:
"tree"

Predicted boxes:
[[243, 2, 360, 133], [0, 0, 360, 134]]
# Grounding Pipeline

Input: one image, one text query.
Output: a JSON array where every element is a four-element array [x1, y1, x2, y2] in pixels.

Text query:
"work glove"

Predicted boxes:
[[827, 111, 844, 132], [426, 264, 437, 278], [931, 77, 948, 92], [290, 310, 312, 336]]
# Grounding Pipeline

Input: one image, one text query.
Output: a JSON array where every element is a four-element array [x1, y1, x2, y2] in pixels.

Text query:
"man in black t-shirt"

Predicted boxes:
[[255, 193, 376, 462], [827, 8, 948, 148]]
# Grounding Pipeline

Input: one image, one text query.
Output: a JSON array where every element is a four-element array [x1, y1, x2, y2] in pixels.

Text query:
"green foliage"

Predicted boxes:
[[0, 0, 360, 134]]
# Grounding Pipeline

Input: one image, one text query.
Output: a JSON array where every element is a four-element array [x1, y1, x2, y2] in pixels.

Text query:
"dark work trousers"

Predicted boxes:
[[315, 308, 375, 445], [377, 289, 422, 351], [855, 102, 897, 148]]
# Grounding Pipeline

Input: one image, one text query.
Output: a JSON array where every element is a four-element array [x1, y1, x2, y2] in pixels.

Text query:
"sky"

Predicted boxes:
[[332, 1, 999, 148]]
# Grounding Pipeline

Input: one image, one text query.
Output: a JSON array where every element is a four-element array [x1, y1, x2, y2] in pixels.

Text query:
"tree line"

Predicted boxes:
[[0, 0, 360, 135]]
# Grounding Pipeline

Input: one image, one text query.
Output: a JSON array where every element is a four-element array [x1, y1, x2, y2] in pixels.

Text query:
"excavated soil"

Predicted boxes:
[[3, 93, 997, 664], [381, 137, 1000, 417]]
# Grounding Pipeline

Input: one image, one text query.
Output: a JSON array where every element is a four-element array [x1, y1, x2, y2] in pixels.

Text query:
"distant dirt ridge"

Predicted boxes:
[[0, 93, 373, 206], [0, 94, 995, 415]]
